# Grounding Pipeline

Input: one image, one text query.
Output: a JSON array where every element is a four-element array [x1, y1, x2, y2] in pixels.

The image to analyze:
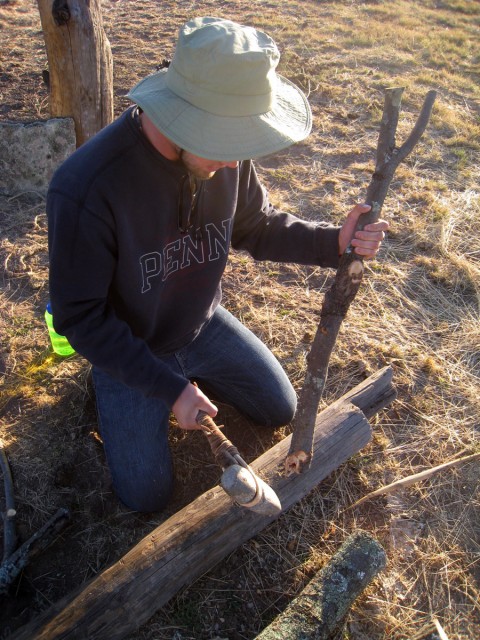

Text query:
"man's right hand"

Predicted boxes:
[[172, 382, 218, 430]]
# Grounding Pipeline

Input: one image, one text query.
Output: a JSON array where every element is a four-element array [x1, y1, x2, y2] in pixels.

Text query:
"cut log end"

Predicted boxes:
[[284, 450, 311, 476]]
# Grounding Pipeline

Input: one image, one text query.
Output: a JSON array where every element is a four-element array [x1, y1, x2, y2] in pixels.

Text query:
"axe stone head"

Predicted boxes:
[[220, 464, 282, 517]]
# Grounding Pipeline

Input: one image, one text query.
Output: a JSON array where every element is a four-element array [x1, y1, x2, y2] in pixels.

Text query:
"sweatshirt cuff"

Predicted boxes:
[[315, 225, 341, 269]]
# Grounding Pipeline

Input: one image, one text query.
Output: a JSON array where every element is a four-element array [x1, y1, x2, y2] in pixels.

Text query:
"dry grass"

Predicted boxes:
[[1, 0, 479, 639]]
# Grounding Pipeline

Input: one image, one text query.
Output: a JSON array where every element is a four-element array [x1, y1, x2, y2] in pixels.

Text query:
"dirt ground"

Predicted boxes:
[[1, 1, 479, 639]]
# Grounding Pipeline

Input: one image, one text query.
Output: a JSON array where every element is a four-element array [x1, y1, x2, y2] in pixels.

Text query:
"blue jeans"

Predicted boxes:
[[92, 306, 296, 512]]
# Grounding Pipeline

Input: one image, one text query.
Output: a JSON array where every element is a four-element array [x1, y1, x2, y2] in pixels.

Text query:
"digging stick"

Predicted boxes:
[[285, 88, 437, 475]]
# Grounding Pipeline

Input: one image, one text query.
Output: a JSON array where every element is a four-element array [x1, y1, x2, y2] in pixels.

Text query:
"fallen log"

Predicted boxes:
[[255, 531, 387, 640], [11, 366, 395, 640]]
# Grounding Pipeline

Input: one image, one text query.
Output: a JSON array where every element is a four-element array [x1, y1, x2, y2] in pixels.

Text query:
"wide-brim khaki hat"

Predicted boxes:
[[128, 17, 312, 161]]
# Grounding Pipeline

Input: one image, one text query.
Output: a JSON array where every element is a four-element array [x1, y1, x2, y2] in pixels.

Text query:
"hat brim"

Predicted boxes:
[[127, 70, 312, 161]]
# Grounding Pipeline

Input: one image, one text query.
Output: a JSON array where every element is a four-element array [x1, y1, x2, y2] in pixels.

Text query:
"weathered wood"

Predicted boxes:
[[0, 508, 70, 596], [255, 531, 387, 640], [37, 0, 113, 146], [286, 89, 437, 474], [11, 367, 395, 640], [1, 441, 17, 563]]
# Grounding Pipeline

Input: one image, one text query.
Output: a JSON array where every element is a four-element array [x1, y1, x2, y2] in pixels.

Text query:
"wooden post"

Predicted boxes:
[[37, 0, 114, 146], [11, 367, 395, 640], [255, 531, 387, 640]]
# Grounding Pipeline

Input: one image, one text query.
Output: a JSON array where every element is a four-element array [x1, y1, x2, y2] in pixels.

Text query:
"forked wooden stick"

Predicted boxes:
[[285, 88, 437, 475]]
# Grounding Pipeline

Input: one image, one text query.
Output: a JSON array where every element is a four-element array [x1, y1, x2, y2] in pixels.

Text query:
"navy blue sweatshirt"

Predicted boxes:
[[47, 107, 341, 407]]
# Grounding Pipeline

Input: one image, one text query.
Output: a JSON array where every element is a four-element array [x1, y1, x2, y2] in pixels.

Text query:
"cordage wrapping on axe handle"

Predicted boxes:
[[195, 410, 247, 469]]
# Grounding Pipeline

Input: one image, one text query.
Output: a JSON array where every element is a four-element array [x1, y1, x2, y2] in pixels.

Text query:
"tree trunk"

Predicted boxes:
[[37, 0, 114, 146], [255, 531, 387, 640], [11, 367, 395, 640]]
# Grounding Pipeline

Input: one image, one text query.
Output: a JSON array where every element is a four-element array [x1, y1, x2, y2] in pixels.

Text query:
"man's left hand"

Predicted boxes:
[[338, 203, 389, 258]]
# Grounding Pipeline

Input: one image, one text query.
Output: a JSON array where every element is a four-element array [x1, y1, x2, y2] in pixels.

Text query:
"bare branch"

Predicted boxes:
[[364, 88, 437, 215], [349, 451, 480, 508], [285, 89, 437, 475]]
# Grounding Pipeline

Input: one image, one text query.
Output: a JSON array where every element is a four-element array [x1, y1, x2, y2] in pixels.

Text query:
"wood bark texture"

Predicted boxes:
[[11, 367, 395, 640], [1, 442, 17, 563], [37, 0, 113, 146], [286, 88, 437, 475], [255, 531, 387, 640]]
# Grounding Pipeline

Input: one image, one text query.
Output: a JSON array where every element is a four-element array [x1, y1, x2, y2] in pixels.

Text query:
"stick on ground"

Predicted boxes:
[[349, 451, 480, 508], [0, 507, 70, 596]]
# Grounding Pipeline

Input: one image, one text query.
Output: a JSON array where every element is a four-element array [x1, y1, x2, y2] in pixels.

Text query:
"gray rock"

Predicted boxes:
[[0, 118, 75, 196]]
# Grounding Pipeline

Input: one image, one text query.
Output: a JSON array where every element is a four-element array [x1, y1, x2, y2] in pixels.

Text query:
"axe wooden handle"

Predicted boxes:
[[195, 410, 245, 469]]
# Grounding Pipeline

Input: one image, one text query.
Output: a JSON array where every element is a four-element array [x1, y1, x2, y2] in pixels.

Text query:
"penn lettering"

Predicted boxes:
[[206, 219, 231, 261], [140, 251, 162, 293], [139, 219, 232, 293]]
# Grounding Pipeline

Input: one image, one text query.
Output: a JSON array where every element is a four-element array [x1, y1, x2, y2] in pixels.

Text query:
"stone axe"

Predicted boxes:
[[196, 410, 282, 516]]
